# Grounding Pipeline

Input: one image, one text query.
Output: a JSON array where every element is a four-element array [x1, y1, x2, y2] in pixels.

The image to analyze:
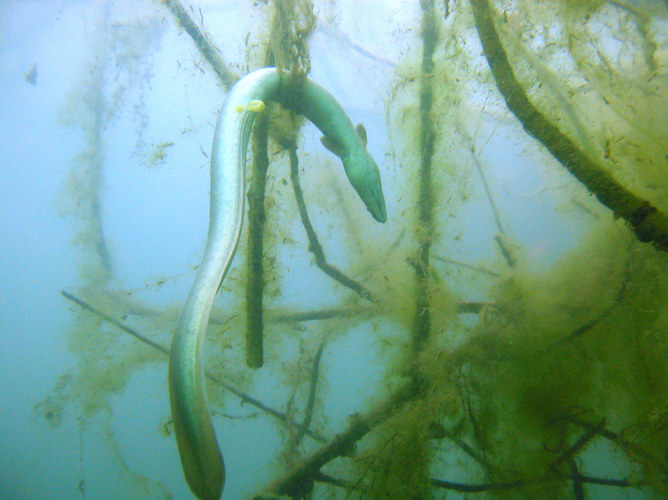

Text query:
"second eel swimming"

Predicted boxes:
[[168, 67, 387, 500]]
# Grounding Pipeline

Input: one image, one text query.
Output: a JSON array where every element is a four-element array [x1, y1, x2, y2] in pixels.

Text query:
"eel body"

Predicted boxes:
[[168, 67, 386, 500]]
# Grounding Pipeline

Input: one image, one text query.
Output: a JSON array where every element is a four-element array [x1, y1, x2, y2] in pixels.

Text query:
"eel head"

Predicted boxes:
[[343, 146, 387, 223]]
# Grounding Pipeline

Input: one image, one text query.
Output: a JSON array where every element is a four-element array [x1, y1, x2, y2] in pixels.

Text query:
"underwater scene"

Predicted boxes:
[[1, 0, 667, 499]]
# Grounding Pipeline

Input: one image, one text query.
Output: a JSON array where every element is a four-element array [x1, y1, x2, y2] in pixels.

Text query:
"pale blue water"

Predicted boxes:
[[1, 1, 666, 499]]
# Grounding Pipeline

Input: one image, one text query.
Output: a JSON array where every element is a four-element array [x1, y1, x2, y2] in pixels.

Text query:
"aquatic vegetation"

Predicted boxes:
[[41, 0, 667, 499], [144, 141, 174, 167]]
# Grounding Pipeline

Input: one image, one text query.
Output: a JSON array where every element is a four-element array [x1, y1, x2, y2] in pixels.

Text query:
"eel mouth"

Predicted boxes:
[[369, 195, 387, 223]]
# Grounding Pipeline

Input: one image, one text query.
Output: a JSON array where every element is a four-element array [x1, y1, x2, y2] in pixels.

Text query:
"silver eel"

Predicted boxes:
[[168, 67, 386, 500]]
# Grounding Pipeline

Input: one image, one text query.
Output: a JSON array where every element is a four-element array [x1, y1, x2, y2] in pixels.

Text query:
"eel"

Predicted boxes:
[[168, 67, 387, 500]]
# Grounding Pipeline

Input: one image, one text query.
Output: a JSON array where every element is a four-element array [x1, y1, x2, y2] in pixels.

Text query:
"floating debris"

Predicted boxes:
[[25, 63, 37, 85]]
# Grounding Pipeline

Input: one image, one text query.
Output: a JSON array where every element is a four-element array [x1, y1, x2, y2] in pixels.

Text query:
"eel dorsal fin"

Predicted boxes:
[[355, 123, 367, 146]]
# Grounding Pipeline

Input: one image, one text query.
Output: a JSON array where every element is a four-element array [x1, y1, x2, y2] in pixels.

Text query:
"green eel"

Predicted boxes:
[[168, 67, 386, 500]]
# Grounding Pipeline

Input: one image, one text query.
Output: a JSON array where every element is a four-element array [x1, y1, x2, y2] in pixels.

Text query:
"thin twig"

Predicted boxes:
[[560, 474, 639, 488], [431, 472, 644, 491], [294, 468, 648, 494], [568, 415, 668, 474], [287, 144, 379, 303], [160, 0, 238, 89], [430, 476, 531, 492], [60, 290, 326, 443], [286, 448, 653, 496], [447, 434, 489, 470], [469, 139, 505, 237], [551, 249, 631, 348], [294, 341, 326, 446], [270, 306, 376, 323], [550, 419, 605, 469], [568, 457, 586, 500], [456, 376, 493, 474], [456, 301, 492, 314], [61, 290, 169, 355], [311, 470, 349, 488], [270, 302, 486, 322], [434, 256, 501, 277], [494, 234, 517, 268]]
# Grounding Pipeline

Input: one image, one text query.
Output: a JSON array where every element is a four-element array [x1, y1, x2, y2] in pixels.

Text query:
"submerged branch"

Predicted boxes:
[[293, 341, 326, 447], [290, 464, 643, 495], [455, 301, 490, 314], [568, 458, 585, 500], [431, 476, 531, 492], [255, 383, 414, 499], [469, 0, 668, 251], [411, 0, 438, 386], [494, 234, 516, 269], [270, 306, 377, 323], [60, 290, 326, 443], [61, 290, 168, 355], [550, 248, 631, 349], [459, 123, 512, 267], [447, 434, 490, 470], [550, 419, 606, 469], [270, 302, 484, 322], [245, 114, 270, 368], [287, 467, 649, 495], [431, 472, 643, 492], [473, 152, 504, 235], [288, 145, 379, 303], [569, 415, 668, 474], [434, 256, 501, 277], [160, 0, 238, 89]]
